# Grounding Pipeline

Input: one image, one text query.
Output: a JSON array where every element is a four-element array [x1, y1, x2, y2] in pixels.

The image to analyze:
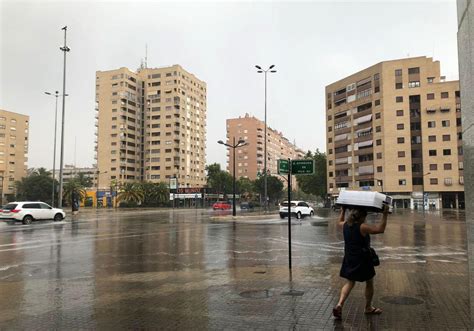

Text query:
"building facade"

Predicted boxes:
[[326, 57, 463, 209], [457, 0, 474, 324], [0, 109, 29, 199], [226, 114, 305, 181], [52, 165, 96, 187], [95, 64, 207, 189]]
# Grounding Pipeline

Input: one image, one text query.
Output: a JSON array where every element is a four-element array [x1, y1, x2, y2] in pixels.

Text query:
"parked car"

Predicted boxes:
[[0, 202, 65, 225], [240, 202, 254, 210], [279, 200, 314, 219], [212, 201, 232, 210]]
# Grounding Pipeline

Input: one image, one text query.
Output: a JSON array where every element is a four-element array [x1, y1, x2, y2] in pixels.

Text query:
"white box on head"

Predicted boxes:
[[336, 190, 393, 213]]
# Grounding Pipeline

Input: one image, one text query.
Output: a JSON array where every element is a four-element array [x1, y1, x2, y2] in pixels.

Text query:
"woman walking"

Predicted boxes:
[[332, 205, 389, 320]]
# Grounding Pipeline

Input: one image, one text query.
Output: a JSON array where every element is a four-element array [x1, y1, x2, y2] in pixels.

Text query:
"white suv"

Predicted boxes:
[[279, 201, 314, 219], [0, 202, 65, 225]]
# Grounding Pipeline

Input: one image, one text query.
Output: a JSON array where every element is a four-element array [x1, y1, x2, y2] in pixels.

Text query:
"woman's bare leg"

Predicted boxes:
[[365, 278, 374, 310], [337, 280, 355, 307]]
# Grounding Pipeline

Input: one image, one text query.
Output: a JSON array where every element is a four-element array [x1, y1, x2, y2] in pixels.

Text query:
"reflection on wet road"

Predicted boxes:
[[0, 208, 468, 329]]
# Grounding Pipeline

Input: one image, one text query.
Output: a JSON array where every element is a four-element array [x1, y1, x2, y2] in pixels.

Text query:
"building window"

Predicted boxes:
[[398, 151, 405, 157], [328, 160, 333, 165], [408, 67, 420, 74], [430, 178, 438, 185], [408, 81, 420, 88], [397, 124, 404, 130], [376, 139, 382, 146], [375, 112, 381, 119], [442, 134, 451, 141], [328, 115, 332, 121], [428, 121, 436, 128], [376, 126, 381, 132], [395, 69, 402, 76], [376, 152, 382, 159], [374, 99, 380, 106], [458, 146, 464, 155], [396, 110, 404, 116], [429, 164, 438, 170], [399, 179, 407, 186], [427, 77, 434, 84], [429, 150, 437, 156], [427, 93, 435, 100], [397, 137, 405, 144], [428, 135, 436, 142], [441, 92, 449, 99], [396, 96, 403, 103], [329, 172, 333, 177], [328, 137, 332, 143], [329, 149, 333, 154], [398, 165, 406, 171], [444, 163, 452, 170], [443, 149, 451, 156], [459, 161, 464, 170], [442, 120, 450, 127], [328, 126, 332, 132], [445, 178, 453, 185], [377, 166, 383, 172], [395, 82, 403, 89], [457, 118, 462, 127]]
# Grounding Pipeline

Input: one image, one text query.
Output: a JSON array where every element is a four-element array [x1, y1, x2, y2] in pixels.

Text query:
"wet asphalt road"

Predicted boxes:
[[0, 208, 469, 329]]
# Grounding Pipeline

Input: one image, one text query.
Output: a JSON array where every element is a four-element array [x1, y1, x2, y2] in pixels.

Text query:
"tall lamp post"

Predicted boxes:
[[45, 91, 68, 207], [58, 26, 70, 208], [422, 172, 431, 214], [96, 170, 108, 208], [218, 138, 248, 216], [255, 64, 276, 212]]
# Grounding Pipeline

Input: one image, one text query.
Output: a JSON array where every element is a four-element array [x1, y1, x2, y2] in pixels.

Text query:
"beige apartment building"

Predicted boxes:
[[95, 64, 207, 189], [226, 114, 305, 182], [326, 57, 463, 209], [0, 109, 29, 200]]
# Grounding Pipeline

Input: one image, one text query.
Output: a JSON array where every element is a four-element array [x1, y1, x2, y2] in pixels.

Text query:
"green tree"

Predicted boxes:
[[140, 181, 170, 207], [237, 177, 255, 200], [117, 182, 144, 205], [295, 149, 327, 199], [75, 173, 93, 188], [15, 168, 55, 205], [254, 175, 284, 204], [205, 163, 233, 196], [63, 179, 87, 206]]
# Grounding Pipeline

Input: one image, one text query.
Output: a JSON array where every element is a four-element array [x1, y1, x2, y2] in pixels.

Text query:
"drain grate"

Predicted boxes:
[[380, 296, 424, 305], [239, 290, 272, 299], [281, 290, 305, 297]]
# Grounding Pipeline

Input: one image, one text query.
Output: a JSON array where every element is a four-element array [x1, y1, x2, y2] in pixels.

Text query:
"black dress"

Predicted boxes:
[[339, 222, 375, 282]]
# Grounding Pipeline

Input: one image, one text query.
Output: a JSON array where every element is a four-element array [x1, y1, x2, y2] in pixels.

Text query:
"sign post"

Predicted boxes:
[[278, 158, 315, 271]]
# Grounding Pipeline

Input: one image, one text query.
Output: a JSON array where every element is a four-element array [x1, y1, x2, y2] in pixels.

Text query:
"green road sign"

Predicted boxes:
[[291, 159, 314, 175], [278, 159, 289, 174]]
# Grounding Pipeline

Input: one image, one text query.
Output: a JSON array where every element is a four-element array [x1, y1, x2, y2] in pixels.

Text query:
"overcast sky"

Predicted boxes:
[[0, 0, 459, 170]]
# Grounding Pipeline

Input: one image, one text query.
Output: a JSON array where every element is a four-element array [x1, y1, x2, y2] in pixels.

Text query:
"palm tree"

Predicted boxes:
[[63, 179, 87, 206], [117, 182, 144, 205]]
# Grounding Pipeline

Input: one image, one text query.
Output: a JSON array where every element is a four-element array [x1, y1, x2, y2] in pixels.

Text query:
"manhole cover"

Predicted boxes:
[[380, 296, 424, 305], [281, 290, 305, 296], [239, 290, 272, 299], [254, 271, 266, 274]]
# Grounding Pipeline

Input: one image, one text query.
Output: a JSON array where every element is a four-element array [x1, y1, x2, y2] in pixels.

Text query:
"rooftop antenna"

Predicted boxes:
[[145, 43, 148, 68]]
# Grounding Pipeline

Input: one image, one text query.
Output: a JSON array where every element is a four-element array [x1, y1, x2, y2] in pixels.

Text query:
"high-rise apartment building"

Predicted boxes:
[[326, 57, 463, 209], [226, 114, 305, 181], [0, 109, 29, 199], [95, 64, 207, 189]]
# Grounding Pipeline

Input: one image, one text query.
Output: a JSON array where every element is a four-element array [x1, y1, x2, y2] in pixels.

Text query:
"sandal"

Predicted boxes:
[[332, 305, 342, 320], [365, 307, 383, 315]]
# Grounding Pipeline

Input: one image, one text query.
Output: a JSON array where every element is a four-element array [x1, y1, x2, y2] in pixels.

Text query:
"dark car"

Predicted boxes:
[[240, 202, 254, 210]]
